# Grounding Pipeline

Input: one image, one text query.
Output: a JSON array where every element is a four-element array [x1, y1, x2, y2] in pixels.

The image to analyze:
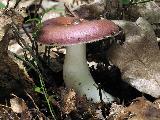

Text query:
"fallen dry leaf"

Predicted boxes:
[[10, 94, 28, 113], [127, 1, 160, 24], [111, 97, 160, 120], [107, 17, 160, 98], [61, 88, 76, 114], [0, 104, 19, 119]]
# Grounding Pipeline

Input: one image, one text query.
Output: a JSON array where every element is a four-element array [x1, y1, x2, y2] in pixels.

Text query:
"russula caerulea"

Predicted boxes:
[[38, 16, 119, 103]]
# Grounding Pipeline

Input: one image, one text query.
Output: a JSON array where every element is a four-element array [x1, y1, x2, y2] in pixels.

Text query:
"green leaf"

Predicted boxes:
[[34, 86, 43, 94], [0, 2, 5, 9]]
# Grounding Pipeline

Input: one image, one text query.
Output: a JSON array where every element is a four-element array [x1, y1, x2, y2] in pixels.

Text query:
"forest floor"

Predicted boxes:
[[0, 0, 160, 119]]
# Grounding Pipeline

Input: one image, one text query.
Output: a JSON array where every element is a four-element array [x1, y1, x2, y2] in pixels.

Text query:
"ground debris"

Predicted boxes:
[[0, 7, 35, 98], [108, 97, 160, 120], [0, 104, 20, 120]]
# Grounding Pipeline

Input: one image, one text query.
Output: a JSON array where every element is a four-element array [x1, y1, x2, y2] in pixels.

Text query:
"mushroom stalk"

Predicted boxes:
[[63, 44, 115, 103]]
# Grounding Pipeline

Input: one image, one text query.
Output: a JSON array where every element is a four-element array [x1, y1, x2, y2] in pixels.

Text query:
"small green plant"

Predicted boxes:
[[34, 86, 43, 94], [14, 54, 57, 120], [13, 15, 57, 119]]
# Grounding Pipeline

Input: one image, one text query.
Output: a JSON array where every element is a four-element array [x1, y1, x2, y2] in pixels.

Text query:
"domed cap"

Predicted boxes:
[[38, 16, 119, 46]]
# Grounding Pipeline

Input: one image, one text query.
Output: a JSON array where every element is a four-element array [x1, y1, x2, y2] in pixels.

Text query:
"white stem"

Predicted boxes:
[[63, 44, 115, 103]]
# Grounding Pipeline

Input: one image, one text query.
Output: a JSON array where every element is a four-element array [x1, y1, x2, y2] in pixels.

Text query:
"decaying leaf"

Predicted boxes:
[[107, 17, 160, 98], [0, 8, 35, 98], [61, 89, 76, 114], [10, 94, 28, 113], [0, 7, 25, 41], [10, 94, 32, 119], [73, 1, 106, 19], [127, 1, 160, 24], [109, 97, 160, 120], [0, 104, 19, 119]]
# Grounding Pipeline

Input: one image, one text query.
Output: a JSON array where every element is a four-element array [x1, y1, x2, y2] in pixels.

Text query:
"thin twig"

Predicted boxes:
[[0, 26, 11, 55], [34, 0, 43, 17], [14, 0, 22, 8], [64, 3, 79, 18], [131, 0, 153, 5], [22, 25, 39, 55], [25, 91, 39, 111], [5, 0, 10, 9], [22, 25, 33, 43]]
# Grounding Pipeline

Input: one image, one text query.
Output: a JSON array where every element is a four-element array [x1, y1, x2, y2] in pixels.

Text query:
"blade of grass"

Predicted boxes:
[[13, 53, 57, 120]]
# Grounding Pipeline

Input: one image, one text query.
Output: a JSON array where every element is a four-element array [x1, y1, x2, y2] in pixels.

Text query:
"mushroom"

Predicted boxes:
[[38, 16, 119, 103]]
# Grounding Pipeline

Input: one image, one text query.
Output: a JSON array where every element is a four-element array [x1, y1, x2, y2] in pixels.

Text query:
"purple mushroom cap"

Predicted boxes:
[[38, 16, 119, 46]]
